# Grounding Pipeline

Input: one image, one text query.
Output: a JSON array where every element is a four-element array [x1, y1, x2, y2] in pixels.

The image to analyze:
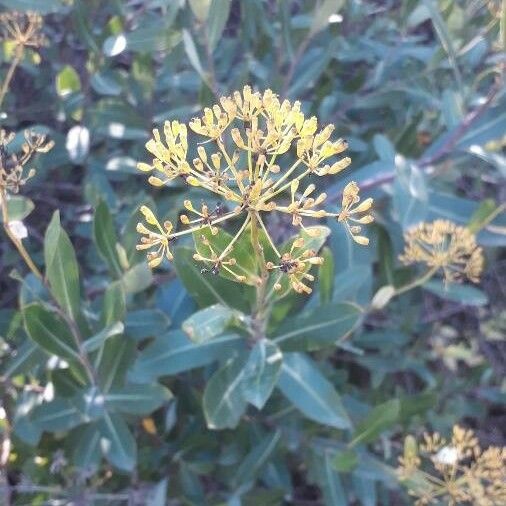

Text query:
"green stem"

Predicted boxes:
[[394, 266, 439, 297], [0, 47, 22, 109], [249, 211, 269, 341], [0, 190, 43, 279]]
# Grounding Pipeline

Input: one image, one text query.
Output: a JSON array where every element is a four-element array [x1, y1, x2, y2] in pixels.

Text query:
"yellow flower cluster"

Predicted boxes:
[[0, 129, 54, 195], [0, 11, 46, 49], [266, 236, 324, 295], [137, 86, 374, 293], [400, 220, 484, 283], [398, 425, 506, 506]]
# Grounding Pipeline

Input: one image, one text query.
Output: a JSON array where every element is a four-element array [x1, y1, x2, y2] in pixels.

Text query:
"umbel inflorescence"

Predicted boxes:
[[0, 129, 54, 195], [0, 10, 46, 49], [398, 425, 506, 505], [400, 220, 483, 284], [137, 86, 374, 294]]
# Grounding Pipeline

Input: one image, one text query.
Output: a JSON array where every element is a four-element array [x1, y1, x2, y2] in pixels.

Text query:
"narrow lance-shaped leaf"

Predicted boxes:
[[272, 302, 362, 351], [104, 383, 173, 415], [83, 321, 124, 353], [30, 398, 84, 432], [23, 303, 81, 362], [349, 399, 400, 447], [173, 247, 254, 312], [241, 339, 283, 409], [203, 354, 248, 430], [277, 353, 351, 429], [207, 0, 232, 51], [234, 430, 281, 486], [93, 200, 123, 278], [98, 412, 137, 471], [182, 304, 240, 343], [129, 331, 246, 383], [44, 211, 81, 321]]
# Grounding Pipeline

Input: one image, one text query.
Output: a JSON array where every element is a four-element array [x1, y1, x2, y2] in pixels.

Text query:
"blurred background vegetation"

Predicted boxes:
[[0, 0, 505, 504]]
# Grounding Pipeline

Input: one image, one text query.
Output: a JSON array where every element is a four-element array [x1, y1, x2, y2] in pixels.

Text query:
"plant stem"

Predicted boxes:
[[0, 47, 22, 109], [249, 211, 269, 341], [394, 266, 439, 297], [0, 190, 43, 279]]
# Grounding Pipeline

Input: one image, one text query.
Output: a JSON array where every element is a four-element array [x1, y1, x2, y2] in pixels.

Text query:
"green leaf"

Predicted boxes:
[[393, 157, 428, 230], [241, 339, 283, 409], [182, 29, 209, 87], [44, 211, 81, 321], [313, 449, 347, 505], [104, 383, 172, 415], [125, 310, 170, 340], [182, 304, 239, 343], [23, 303, 81, 361], [423, 0, 463, 92], [332, 449, 358, 473], [310, 0, 345, 36], [30, 399, 84, 432], [95, 335, 135, 392], [207, 0, 231, 51], [93, 200, 123, 278], [83, 322, 124, 353], [173, 247, 254, 312], [399, 392, 437, 422], [121, 261, 153, 294], [71, 423, 102, 471], [350, 399, 400, 446], [319, 246, 334, 304], [193, 224, 258, 286], [189, 0, 211, 21], [98, 412, 136, 471], [0, 0, 64, 14], [278, 353, 351, 429], [1, 340, 47, 378], [56, 65, 81, 97], [272, 303, 362, 351], [101, 281, 126, 326], [468, 199, 500, 233], [1, 196, 34, 222], [203, 354, 248, 430], [129, 331, 245, 382], [234, 430, 281, 486], [424, 280, 488, 306]]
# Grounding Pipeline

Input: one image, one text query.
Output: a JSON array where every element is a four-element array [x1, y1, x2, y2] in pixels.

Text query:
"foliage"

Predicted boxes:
[[0, 0, 505, 504]]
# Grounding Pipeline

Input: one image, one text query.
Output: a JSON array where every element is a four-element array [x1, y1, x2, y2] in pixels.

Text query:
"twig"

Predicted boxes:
[[355, 80, 503, 194], [418, 80, 502, 168], [0, 46, 23, 109], [281, 33, 314, 98]]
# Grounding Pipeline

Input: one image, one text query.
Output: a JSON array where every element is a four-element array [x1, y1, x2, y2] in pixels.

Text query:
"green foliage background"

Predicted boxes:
[[0, 0, 505, 504]]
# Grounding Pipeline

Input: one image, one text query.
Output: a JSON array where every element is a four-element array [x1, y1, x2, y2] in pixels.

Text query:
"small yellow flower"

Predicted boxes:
[[136, 205, 174, 267], [400, 220, 484, 283], [337, 181, 374, 245]]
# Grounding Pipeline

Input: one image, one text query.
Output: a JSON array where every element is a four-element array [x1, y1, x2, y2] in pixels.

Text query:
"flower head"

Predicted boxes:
[[399, 220, 484, 283], [0, 11, 46, 49], [137, 86, 374, 293], [398, 425, 506, 506], [0, 129, 54, 195], [266, 236, 324, 295], [337, 181, 374, 245], [136, 205, 175, 267]]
